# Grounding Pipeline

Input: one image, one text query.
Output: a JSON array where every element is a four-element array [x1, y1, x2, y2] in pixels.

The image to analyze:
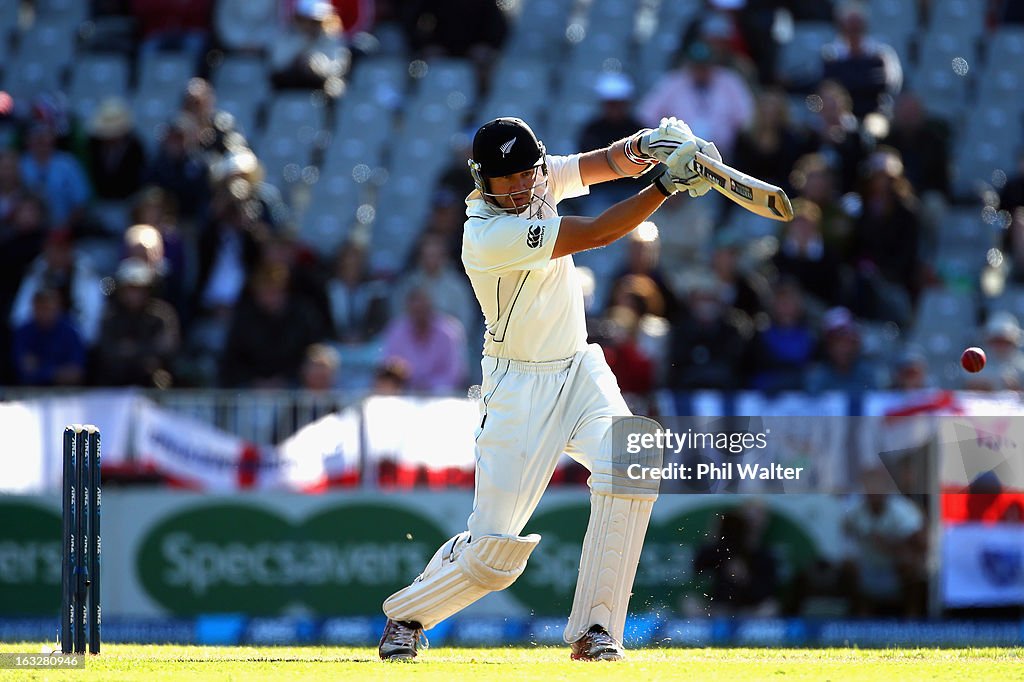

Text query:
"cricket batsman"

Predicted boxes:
[[378, 115, 720, 661]]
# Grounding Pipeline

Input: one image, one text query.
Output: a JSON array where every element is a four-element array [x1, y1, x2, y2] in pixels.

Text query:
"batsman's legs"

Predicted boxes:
[[563, 415, 662, 648], [381, 358, 575, 658]]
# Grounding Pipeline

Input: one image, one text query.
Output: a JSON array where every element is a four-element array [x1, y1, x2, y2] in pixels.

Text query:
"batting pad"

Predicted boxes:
[[563, 493, 655, 644], [383, 532, 540, 629], [564, 415, 662, 644]]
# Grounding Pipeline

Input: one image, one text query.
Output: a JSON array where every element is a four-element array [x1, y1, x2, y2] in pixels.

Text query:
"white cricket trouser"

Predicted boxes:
[[384, 343, 657, 643], [468, 344, 631, 537]]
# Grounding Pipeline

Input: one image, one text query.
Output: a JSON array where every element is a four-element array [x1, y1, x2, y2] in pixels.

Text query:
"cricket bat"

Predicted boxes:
[[691, 152, 794, 222]]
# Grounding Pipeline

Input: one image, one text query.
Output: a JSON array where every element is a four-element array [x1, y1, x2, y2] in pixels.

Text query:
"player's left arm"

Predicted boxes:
[[577, 117, 720, 198], [577, 118, 695, 186]]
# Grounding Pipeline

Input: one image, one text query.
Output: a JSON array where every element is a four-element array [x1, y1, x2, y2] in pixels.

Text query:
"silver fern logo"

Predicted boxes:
[[499, 137, 517, 157]]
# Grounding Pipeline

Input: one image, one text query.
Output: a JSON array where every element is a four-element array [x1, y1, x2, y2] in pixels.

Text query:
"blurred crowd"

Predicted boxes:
[[1, 0, 1024, 401]]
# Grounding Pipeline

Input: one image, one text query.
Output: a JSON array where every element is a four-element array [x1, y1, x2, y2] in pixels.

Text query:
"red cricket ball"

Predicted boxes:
[[961, 347, 986, 373]]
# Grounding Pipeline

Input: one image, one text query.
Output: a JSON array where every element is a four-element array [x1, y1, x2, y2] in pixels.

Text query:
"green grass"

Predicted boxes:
[[1, 644, 1023, 681]]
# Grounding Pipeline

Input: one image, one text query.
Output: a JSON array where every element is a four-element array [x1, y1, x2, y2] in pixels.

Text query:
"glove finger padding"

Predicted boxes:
[[673, 137, 719, 198], [639, 118, 697, 163], [663, 139, 697, 174]]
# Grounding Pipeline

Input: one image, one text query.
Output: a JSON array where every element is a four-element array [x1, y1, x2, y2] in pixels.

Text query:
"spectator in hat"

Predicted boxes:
[[804, 306, 886, 393], [640, 39, 754, 158], [381, 288, 467, 394], [19, 123, 92, 231], [92, 258, 180, 387], [143, 114, 210, 221], [85, 97, 147, 200], [963, 312, 1024, 391], [577, 73, 649, 214], [10, 230, 106, 346], [271, 0, 350, 95], [11, 287, 87, 386], [820, 0, 903, 120]]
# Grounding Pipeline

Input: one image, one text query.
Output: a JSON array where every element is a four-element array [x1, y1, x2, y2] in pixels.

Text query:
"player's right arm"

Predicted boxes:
[[551, 184, 671, 258]]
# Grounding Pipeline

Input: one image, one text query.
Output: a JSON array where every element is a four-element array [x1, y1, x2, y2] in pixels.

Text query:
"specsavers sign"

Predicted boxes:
[[0, 492, 843, 618]]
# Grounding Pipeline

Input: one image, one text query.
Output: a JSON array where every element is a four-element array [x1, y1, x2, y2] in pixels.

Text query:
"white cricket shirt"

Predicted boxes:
[[461, 154, 591, 362]]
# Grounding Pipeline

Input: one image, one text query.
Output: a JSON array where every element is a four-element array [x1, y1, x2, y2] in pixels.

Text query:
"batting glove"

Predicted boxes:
[[671, 137, 721, 198], [651, 139, 698, 197], [634, 117, 697, 163]]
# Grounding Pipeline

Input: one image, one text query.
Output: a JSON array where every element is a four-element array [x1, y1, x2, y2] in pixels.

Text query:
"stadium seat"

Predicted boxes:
[[136, 52, 196, 98], [264, 92, 328, 144], [215, 92, 261, 141], [907, 290, 976, 360], [634, 25, 684, 97], [0, 0, 17, 34], [984, 286, 1024, 319], [1, 56, 64, 106], [299, 179, 358, 258], [67, 53, 131, 121], [778, 22, 835, 89], [584, 2, 635, 45], [348, 56, 408, 95], [35, 0, 89, 31], [977, 62, 1024, 105], [909, 64, 968, 123], [131, 92, 176, 153], [927, 0, 987, 41], [411, 58, 477, 111], [214, 0, 279, 52], [13, 21, 77, 70], [254, 138, 311, 190], [986, 26, 1024, 65], [937, 208, 996, 254], [331, 97, 395, 169], [212, 55, 269, 101], [870, 0, 920, 35], [505, 0, 574, 57], [952, 110, 1022, 196]]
